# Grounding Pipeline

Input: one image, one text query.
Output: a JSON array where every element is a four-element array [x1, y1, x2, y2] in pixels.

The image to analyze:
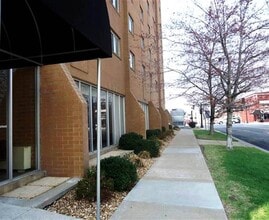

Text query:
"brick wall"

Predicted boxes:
[[160, 107, 170, 130], [125, 91, 146, 137], [40, 64, 89, 177], [148, 101, 161, 129]]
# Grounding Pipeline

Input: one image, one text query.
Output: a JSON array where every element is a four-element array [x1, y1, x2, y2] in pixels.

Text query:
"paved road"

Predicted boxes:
[[215, 123, 269, 151]]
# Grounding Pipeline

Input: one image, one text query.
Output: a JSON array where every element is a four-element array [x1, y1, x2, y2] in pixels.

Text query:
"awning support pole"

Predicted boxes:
[[8, 68, 13, 179], [96, 58, 101, 220]]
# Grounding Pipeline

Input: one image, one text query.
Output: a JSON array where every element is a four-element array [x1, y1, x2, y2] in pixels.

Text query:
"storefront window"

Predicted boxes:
[[0, 68, 38, 183], [76, 81, 125, 152]]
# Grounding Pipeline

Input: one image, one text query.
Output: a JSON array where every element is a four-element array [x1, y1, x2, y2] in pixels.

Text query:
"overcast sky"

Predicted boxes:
[[161, 0, 194, 111]]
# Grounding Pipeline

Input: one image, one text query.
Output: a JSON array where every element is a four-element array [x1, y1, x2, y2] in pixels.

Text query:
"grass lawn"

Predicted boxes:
[[203, 145, 269, 220], [193, 129, 227, 140]]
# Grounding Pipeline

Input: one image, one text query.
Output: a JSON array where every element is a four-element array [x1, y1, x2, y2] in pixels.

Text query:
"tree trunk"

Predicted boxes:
[[209, 104, 215, 135], [226, 108, 233, 150]]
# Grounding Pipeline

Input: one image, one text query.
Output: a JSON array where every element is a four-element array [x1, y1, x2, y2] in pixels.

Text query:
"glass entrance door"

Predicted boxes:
[[0, 70, 8, 181], [0, 68, 39, 183]]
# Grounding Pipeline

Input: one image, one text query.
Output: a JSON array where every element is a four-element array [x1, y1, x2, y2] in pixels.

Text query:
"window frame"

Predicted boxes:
[[129, 51, 135, 70], [111, 0, 119, 12], [141, 36, 145, 49], [140, 6, 144, 22], [128, 14, 134, 34], [111, 30, 121, 57]]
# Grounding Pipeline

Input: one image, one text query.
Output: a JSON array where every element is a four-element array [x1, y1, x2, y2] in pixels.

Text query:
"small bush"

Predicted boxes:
[[101, 156, 137, 191], [118, 132, 143, 150], [134, 139, 160, 158], [146, 129, 161, 139], [188, 121, 197, 128], [166, 129, 174, 137], [138, 150, 151, 159], [76, 167, 113, 201], [127, 153, 145, 167], [169, 124, 173, 130]]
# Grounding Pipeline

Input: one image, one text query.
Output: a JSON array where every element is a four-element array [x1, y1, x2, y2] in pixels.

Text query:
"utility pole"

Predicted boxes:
[[200, 103, 203, 128]]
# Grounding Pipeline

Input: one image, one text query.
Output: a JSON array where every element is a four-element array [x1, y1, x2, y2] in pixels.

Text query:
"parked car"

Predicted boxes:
[[232, 116, 241, 123], [215, 116, 241, 124]]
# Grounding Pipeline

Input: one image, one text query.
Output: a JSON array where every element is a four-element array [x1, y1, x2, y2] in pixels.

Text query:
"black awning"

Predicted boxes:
[[0, 0, 112, 70]]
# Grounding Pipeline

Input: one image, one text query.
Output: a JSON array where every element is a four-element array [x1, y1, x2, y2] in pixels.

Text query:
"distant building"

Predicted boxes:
[[235, 92, 269, 123], [170, 108, 186, 127]]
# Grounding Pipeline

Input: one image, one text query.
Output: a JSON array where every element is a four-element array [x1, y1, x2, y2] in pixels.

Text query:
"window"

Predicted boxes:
[[141, 36, 145, 49], [140, 6, 144, 21], [75, 81, 125, 151], [139, 102, 149, 130], [148, 24, 151, 34], [128, 14, 134, 34], [129, 51, 135, 70], [147, 0, 150, 14], [111, 0, 119, 12], [111, 31, 120, 56]]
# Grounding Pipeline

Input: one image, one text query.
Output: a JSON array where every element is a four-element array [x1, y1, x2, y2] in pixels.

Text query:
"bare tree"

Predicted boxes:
[[165, 0, 269, 149], [208, 0, 269, 149], [165, 1, 225, 134]]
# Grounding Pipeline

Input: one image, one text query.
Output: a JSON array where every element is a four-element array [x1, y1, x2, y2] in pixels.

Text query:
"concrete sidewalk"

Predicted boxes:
[[110, 129, 228, 220]]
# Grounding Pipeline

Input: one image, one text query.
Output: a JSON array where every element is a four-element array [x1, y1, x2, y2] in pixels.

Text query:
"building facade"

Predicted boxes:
[[0, 0, 169, 189], [235, 92, 269, 123]]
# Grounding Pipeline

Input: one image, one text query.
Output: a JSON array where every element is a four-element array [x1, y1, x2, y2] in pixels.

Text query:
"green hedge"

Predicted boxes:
[[76, 167, 113, 201], [134, 139, 160, 157], [146, 129, 161, 139], [118, 132, 143, 150], [101, 156, 138, 191]]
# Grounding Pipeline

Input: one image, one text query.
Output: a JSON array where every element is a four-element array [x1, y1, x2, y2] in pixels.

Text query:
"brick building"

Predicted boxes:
[[0, 0, 169, 189], [236, 92, 269, 123]]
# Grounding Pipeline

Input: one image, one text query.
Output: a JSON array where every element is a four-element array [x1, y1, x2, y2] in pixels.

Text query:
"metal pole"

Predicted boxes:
[[8, 69, 13, 179], [35, 66, 41, 170], [96, 58, 101, 220], [200, 104, 203, 128]]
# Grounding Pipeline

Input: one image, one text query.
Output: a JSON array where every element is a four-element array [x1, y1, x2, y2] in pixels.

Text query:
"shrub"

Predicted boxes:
[[146, 129, 161, 139], [138, 150, 151, 159], [188, 121, 197, 128], [76, 167, 113, 201], [166, 129, 174, 137], [101, 156, 137, 191], [118, 132, 143, 150], [134, 139, 160, 158], [169, 124, 173, 130], [127, 153, 144, 167]]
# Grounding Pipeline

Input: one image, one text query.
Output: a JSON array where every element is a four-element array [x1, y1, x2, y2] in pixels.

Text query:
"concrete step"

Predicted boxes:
[[0, 176, 79, 208]]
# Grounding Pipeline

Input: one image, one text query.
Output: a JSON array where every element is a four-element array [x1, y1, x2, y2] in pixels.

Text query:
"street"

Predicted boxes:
[[214, 123, 269, 151]]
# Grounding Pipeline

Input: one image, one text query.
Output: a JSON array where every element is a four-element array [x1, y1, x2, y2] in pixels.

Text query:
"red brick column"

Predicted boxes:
[[40, 64, 89, 177]]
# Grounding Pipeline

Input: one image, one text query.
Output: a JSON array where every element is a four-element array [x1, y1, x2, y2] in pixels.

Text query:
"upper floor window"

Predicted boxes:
[[140, 6, 144, 21], [129, 51, 135, 70], [128, 14, 134, 34], [111, 31, 120, 57], [147, 0, 150, 14], [141, 36, 145, 49], [142, 65, 146, 76], [111, 0, 119, 12]]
